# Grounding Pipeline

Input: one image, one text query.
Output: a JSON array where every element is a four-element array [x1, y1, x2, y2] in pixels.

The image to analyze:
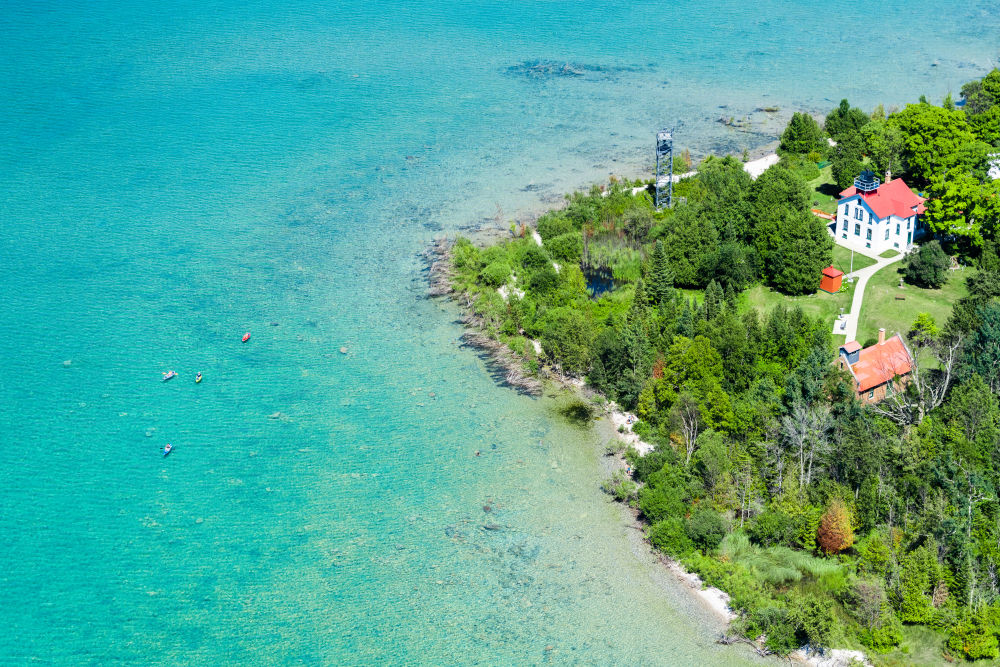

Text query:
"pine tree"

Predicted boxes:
[[632, 278, 648, 310], [724, 283, 738, 311], [621, 314, 649, 377], [704, 280, 724, 321], [898, 549, 934, 623], [677, 301, 695, 338], [649, 240, 673, 305]]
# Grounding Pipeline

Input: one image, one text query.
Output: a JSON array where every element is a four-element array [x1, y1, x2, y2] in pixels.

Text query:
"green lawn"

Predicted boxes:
[[807, 165, 840, 214], [879, 249, 901, 259], [856, 264, 971, 346], [831, 244, 877, 274], [742, 281, 854, 324]]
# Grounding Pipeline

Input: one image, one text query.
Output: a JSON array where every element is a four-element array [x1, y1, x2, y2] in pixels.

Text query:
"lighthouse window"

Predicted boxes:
[[854, 223, 861, 236], [842, 219, 847, 231], [896, 223, 900, 235], [854, 207, 863, 220], [885, 228, 890, 240], [866, 228, 872, 241]]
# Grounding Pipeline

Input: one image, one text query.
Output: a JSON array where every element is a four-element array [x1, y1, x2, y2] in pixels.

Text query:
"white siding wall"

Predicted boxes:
[[834, 200, 916, 257]]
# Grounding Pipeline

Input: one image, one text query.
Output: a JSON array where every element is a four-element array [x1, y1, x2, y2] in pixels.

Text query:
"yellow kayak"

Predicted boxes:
[[195, 372, 203, 383]]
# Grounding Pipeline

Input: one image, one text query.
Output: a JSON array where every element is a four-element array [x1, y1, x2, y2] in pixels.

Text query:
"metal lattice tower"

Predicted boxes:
[[655, 129, 673, 210]]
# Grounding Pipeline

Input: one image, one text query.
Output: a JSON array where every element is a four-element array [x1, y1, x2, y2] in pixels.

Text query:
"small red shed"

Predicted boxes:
[[819, 266, 843, 294]]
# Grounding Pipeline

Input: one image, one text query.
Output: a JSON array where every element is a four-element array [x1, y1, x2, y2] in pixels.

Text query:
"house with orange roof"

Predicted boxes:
[[835, 170, 926, 255], [837, 328, 914, 403]]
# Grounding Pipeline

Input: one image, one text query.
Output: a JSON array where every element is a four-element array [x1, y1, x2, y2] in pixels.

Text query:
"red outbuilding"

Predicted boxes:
[[819, 266, 843, 294]]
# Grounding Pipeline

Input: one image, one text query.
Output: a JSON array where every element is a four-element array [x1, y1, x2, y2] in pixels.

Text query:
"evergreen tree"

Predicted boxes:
[[747, 166, 811, 271], [904, 240, 950, 288], [824, 98, 870, 143], [704, 280, 724, 321], [831, 132, 865, 189], [963, 303, 1000, 392], [780, 112, 826, 155], [632, 278, 648, 310], [724, 283, 738, 311], [769, 211, 833, 295], [677, 300, 695, 339], [896, 549, 934, 623], [661, 206, 719, 287], [649, 240, 673, 305], [856, 476, 886, 534]]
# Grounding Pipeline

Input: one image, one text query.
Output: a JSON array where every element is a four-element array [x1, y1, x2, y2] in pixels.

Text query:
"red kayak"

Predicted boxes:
[[242, 332, 251, 343]]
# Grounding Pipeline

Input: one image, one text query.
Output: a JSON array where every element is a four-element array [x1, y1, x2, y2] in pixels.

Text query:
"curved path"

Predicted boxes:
[[832, 251, 906, 342]]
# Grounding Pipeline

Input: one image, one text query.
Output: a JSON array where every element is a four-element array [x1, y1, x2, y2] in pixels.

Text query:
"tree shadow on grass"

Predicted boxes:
[[816, 183, 842, 198]]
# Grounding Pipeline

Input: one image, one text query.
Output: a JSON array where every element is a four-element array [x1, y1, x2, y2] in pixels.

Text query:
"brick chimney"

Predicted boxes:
[[878, 328, 886, 345]]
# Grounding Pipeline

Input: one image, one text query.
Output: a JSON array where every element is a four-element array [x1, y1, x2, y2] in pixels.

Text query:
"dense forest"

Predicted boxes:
[[447, 69, 1000, 660]]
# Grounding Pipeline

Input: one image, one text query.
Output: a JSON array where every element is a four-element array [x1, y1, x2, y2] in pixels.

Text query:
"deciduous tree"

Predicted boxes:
[[888, 104, 979, 184]]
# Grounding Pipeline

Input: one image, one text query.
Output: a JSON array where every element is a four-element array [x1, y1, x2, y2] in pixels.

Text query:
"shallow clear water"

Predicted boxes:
[[1, 1, 997, 664]]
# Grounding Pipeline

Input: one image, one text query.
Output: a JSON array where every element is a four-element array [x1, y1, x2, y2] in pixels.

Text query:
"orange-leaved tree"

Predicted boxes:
[[817, 498, 855, 554]]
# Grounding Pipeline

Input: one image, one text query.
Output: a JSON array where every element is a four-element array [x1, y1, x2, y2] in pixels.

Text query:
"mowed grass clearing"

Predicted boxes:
[[807, 165, 841, 214], [742, 280, 855, 324], [856, 264, 971, 345], [831, 244, 877, 274]]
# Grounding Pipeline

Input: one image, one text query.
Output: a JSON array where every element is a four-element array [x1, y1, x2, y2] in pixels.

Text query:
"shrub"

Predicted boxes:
[[538, 306, 592, 372], [748, 509, 796, 547], [528, 264, 559, 293], [604, 439, 627, 456], [545, 232, 583, 263], [859, 612, 903, 653], [537, 212, 574, 240], [601, 470, 638, 503], [637, 484, 686, 523], [451, 237, 482, 271], [904, 240, 950, 288], [479, 261, 511, 287], [480, 244, 510, 266], [789, 592, 835, 650], [948, 608, 1000, 660], [521, 244, 552, 270], [648, 518, 694, 556], [743, 606, 798, 656], [622, 207, 654, 241], [686, 508, 728, 552]]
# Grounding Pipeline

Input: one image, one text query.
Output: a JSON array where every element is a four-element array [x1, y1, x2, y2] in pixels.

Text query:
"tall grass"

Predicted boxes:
[[584, 236, 643, 283], [719, 532, 844, 589]]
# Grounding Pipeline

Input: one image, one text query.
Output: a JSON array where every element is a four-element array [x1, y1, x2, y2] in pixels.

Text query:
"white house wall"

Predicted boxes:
[[834, 199, 921, 256]]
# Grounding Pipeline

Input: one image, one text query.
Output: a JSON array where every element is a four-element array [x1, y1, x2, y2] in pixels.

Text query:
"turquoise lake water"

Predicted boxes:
[[1, 1, 998, 664]]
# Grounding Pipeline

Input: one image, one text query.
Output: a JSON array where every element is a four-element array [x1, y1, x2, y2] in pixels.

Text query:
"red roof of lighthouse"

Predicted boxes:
[[839, 178, 926, 220]]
